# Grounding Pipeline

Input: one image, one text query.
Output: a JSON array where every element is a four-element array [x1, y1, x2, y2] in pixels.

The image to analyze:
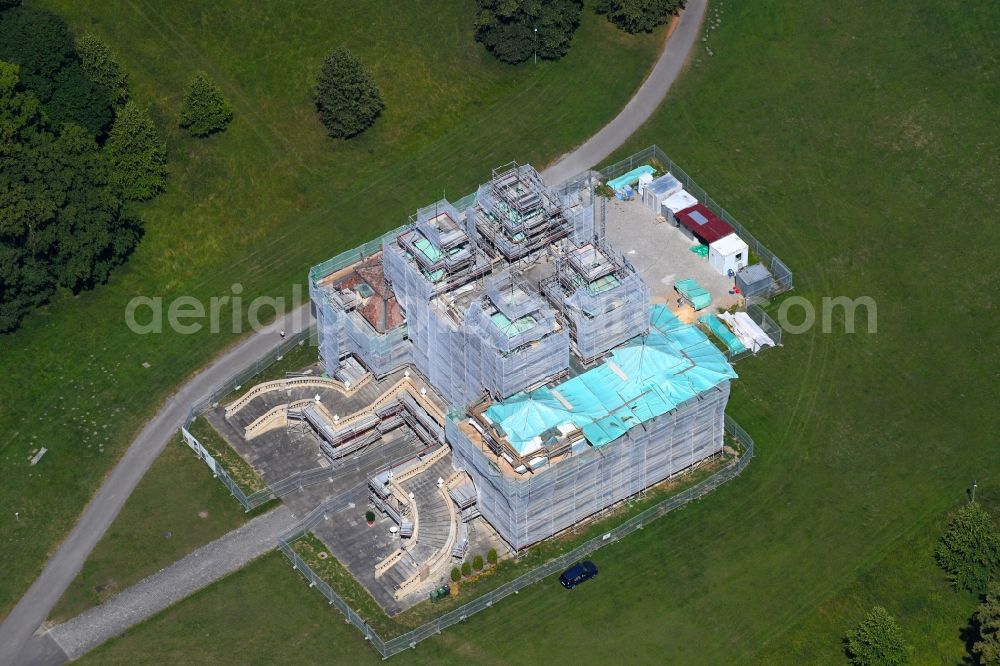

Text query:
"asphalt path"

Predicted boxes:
[[542, 0, 707, 185]]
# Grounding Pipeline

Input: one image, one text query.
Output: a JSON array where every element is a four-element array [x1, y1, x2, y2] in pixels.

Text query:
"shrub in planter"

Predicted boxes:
[[365, 510, 376, 524]]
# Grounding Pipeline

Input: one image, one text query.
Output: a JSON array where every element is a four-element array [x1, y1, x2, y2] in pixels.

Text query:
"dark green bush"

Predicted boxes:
[[843, 606, 910, 666], [179, 71, 232, 137]]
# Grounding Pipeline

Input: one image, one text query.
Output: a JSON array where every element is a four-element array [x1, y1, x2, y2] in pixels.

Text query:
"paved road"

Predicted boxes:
[[0, 4, 706, 661], [48, 506, 295, 662], [0, 307, 313, 665], [542, 0, 708, 185]]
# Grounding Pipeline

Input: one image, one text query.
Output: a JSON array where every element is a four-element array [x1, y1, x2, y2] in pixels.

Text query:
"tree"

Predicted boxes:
[[844, 606, 910, 666], [0, 61, 140, 332], [594, 0, 685, 34], [77, 33, 128, 104], [936, 502, 1000, 594], [487, 548, 498, 565], [461, 561, 472, 577], [473, 554, 484, 571], [179, 71, 232, 137], [45, 64, 114, 136], [450, 567, 461, 583], [0, 7, 113, 135], [313, 47, 383, 139], [0, 7, 74, 84], [475, 0, 583, 64], [105, 101, 166, 201], [973, 584, 1000, 665], [41, 124, 140, 290], [0, 62, 51, 331]]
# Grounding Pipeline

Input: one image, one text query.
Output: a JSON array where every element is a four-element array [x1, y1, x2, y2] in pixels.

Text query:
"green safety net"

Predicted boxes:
[[413, 236, 443, 262], [484, 306, 737, 453], [587, 274, 621, 295]]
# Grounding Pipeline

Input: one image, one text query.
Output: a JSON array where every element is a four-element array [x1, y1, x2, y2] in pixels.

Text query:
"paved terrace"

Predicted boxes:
[[604, 197, 740, 309]]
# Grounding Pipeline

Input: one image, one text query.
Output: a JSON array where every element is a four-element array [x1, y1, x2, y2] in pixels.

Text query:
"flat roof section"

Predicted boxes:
[[490, 311, 538, 338], [709, 233, 748, 255], [662, 189, 699, 214], [567, 242, 616, 282]]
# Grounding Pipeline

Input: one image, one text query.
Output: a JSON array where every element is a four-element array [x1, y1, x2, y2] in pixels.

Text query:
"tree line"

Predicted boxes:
[[474, 0, 686, 65]]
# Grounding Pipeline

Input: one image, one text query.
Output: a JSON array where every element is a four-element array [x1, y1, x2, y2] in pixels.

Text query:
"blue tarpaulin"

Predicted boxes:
[[484, 306, 737, 453]]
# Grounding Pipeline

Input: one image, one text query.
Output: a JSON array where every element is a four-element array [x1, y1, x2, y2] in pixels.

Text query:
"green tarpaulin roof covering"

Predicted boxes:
[[484, 306, 737, 453]]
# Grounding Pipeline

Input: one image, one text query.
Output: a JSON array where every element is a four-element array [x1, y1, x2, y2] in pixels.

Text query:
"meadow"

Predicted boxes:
[[81, 0, 999, 663]]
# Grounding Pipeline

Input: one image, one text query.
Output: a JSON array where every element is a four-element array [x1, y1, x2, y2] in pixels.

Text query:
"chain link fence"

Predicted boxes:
[[720, 304, 784, 363], [180, 426, 275, 510], [599, 146, 794, 299], [278, 414, 754, 658]]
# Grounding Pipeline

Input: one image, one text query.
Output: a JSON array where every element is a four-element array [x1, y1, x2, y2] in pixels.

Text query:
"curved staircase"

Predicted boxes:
[[378, 457, 457, 598]]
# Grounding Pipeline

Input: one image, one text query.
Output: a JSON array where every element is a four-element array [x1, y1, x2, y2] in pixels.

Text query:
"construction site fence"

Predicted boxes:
[[180, 426, 275, 512], [309, 225, 409, 284], [598, 146, 794, 298], [277, 414, 755, 659]]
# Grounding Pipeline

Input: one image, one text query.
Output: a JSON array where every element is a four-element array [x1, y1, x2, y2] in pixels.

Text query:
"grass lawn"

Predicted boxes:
[[79, 553, 384, 666], [0, 0, 664, 618], [48, 438, 263, 623], [75, 0, 1000, 663], [48, 337, 310, 624], [753, 493, 1000, 664]]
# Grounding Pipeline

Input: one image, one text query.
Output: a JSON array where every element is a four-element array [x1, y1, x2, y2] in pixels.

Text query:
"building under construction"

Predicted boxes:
[[308, 162, 736, 552]]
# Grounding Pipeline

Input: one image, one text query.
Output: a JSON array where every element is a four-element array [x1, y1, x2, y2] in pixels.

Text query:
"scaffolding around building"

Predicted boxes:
[[306, 155, 768, 552]]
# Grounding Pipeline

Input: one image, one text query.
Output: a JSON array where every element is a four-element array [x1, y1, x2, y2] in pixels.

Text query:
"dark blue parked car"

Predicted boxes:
[[559, 560, 598, 589]]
